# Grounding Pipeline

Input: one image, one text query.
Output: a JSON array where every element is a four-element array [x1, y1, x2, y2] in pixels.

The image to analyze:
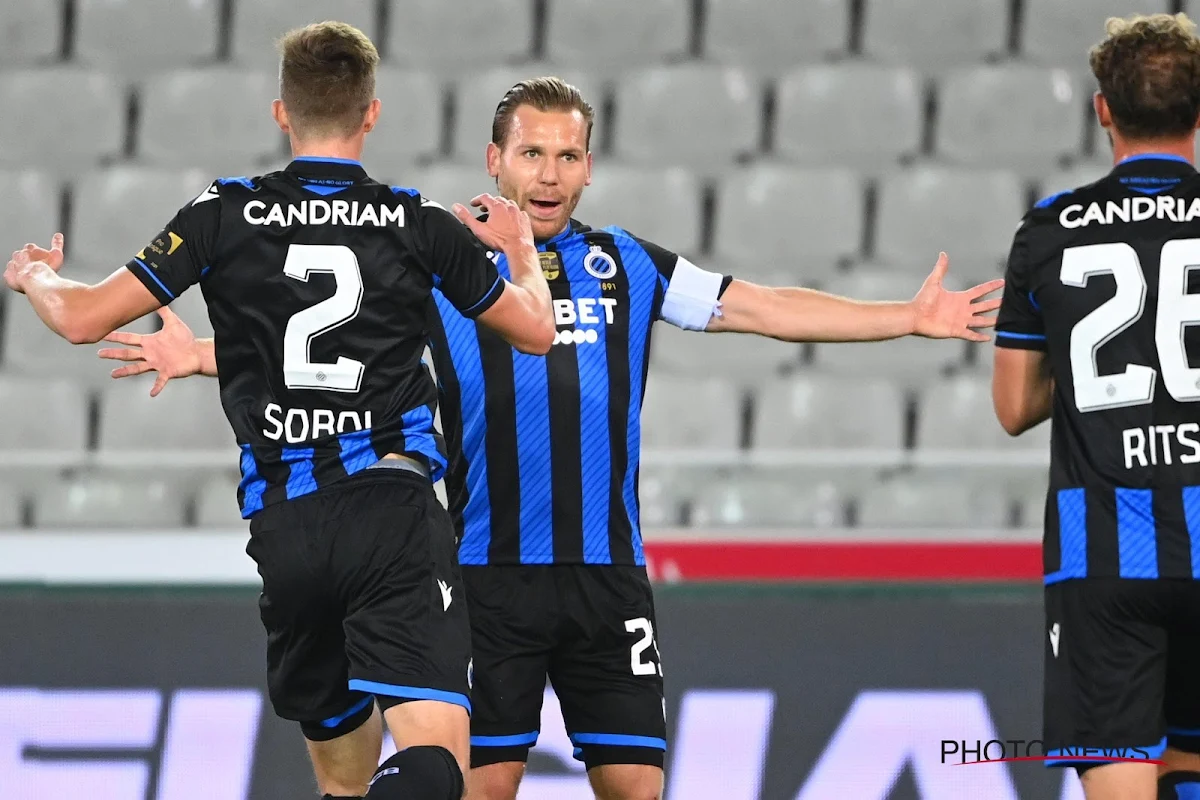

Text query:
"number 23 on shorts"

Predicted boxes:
[[626, 617, 663, 677]]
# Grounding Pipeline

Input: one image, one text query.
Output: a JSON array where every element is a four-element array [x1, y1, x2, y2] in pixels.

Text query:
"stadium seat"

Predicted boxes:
[[167, 288, 214, 339], [862, 0, 1008, 70], [2, 297, 155, 385], [407, 164, 496, 212], [0, 0, 62, 65], [75, 0, 220, 72], [714, 166, 864, 271], [360, 69, 442, 178], [937, 66, 1085, 169], [544, 0, 689, 74], [0, 484, 21, 528], [451, 69, 606, 163], [704, 0, 849, 68], [1038, 164, 1110, 200], [1022, 0, 1170, 67], [649, 323, 802, 385], [0, 171, 62, 256], [640, 374, 743, 450], [874, 168, 1026, 268], [690, 469, 845, 527], [0, 376, 88, 457], [775, 65, 923, 167], [34, 476, 185, 528], [72, 168, 212, 268], [573, 166, 703, 255], [1016, 483, 1048, 528], [856, 473, 1011, 528], [612, 66, 760, 169], [230, 0, 376, 65], [138, 69, 283, 171], [0, 70, 125, 171], [637, 466, 686, 527], [753, 376, 906, 450], [196, 473, 244, 527], [915, 375, 1052, 451], [97, 378, 234, 454], [387, 0, 534, 70]]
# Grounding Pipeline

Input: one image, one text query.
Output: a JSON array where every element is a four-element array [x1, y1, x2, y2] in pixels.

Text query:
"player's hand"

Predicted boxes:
[[97, 306, 202, 397], [910, 252, 1004, 341], [4, 233, 65, 293], [452, 194, 535, 253]]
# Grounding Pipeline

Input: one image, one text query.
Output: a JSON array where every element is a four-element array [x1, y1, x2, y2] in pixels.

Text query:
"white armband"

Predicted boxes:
[[660, 256, 725, 330]]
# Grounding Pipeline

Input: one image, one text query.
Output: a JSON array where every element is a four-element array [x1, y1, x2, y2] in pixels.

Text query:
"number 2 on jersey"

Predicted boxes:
[[1064, 239, 1200, 411], [282, 244, 365, 393]]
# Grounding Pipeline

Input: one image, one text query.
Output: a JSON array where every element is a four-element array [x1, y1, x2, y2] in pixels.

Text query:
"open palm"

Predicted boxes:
[[97, 306, 201, 396], [911, 253, 1004, 341]]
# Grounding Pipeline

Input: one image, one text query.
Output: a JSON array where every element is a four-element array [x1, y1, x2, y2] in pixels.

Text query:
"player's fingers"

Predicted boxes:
[[50, 232, 64, 256], [111, 362, 152, 379], [971, 297, 1003, 314], [969, 279, 1005, 299], [102, 330, 142, 346], [150, 374, 170, 397], [452, 203, 481, 229], [930, 252, 949, 282], [965, 329, 991, 343], [968, 314, 998, 329], [97, 347, 144, 362], [469, 193, 494, 210]]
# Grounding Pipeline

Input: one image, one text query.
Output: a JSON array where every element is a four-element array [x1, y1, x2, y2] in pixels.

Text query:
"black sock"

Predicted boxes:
[[365, 746, 463, 800], [1158, 770, 1200, 799]]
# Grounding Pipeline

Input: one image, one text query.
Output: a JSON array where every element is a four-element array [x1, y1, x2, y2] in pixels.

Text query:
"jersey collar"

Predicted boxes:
[[285, 156, 369, 181], [1112, 153, 1197, 175], [538, 218, 589, 247]]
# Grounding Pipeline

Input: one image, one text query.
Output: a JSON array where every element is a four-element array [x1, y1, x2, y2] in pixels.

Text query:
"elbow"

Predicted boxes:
[[993, 399, 1030, 437], [514, 319, 556, 355], [58, 314, 105, 345]]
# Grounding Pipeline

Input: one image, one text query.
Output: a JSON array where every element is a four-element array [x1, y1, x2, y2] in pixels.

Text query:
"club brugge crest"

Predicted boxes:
[[583, 245, 618, 280]]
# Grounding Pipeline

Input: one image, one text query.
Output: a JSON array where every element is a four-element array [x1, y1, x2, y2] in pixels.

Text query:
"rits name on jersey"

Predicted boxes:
[[1122, 424, 1200, 469], [243, 199, 405, 228], [263, 402, 373, 443], [1059, 196, 1200, 229]]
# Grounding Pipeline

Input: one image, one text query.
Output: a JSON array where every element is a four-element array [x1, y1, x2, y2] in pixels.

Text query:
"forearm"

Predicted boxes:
[[19, 265, 102, 344], [196, 338, 218, 376], [503, 243, 553, 320], [725, 285, 917, 343]]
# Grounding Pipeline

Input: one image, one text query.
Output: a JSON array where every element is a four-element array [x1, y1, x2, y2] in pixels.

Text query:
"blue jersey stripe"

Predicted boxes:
[[1116, 488, 1158, 578], [614, 234, 655, 566], [338, 428, 378, 475], [513, 341, 554, 565], [400, 404, 447, 479], [1184, 487, 1200, 579], [282, 447, 317, 499], [1057, 488, 1087, 579], [436, 291, 492, 563], [238, 445, 267, 517]]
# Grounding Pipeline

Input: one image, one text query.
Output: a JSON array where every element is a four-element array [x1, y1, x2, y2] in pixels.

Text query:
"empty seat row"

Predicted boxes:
[[0, 64, 1105, 173], [0, 0, 1176, 72]]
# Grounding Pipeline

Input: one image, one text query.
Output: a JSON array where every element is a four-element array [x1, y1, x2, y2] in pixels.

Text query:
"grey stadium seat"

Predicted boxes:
[[167, 288, 214, 339], [76, 0, 220, 72], [0, 377, 88, 457], [0, 171, 61, 256], [98, 378, 234, 453], [1023, 0, 1169, 67], [1039, 164, 1110, 199], [875, 168, 1025, 267], [938, 66, 1085, 169], [862, 0, 1007, 70], [704, 0, 849, 68], [640, 374, 742, 450], [72, 168, 212, 267], [230, 0, 376, 65], [451, 69, 606, 163], [138, 70, 282, 171], [612, 66, 760, 169], [775, 65, 922, 167], [714, 166, 863, 271], [545, 0, 689, 74], [407, 165, 495, 211], [637, 466, 686, 527], [34, 477, 184, 528], [690, 469, 845, 527], [196, 473, 244, 527], [856, 474, 1010, 528], [1016, 483, 1048, 528], [359, 69, 442, 180], [754, 376, 905, 450], [2, 296, 155, 385], [573, 166, 702, 255], [916, 375, 1051, 451], [0, 70, 124, 171], [649, 323, 802, 385], [0, 0, 62, 65], [0, 484, 21, 529], [388, 0, 534, 70]]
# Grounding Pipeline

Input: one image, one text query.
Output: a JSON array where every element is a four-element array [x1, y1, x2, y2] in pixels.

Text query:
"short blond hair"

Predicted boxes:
[[278, 21, 379, 139], [1089, 13, 1200, 139], [491, 77, 595, 151]]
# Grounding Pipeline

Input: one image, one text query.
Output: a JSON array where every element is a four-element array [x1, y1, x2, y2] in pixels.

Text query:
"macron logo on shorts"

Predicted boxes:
[[1049, 622, 1060, 658], [437, 579, 453, 611]]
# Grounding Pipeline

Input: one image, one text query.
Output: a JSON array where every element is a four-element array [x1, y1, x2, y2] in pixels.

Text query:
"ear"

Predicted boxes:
[[272, 99, 290, 134], [362, 98, 382, 134], [486, 141, 502, 179], [584, 151, 594, 187], [1094, 91, 1112, 130]]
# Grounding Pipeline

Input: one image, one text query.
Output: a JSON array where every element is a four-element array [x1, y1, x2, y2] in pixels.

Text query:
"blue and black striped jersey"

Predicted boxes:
[[997, 154, 1200, 581], [125, 157, 505, 517], [428, 219, 731, 566]]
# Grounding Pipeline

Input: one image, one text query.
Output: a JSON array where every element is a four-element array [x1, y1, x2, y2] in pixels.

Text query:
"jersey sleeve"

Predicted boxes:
[[995, 217, 1047, 351], [417, 200, 505, 319], [125, 181, 222, 305], [631, 236, 733, 330]]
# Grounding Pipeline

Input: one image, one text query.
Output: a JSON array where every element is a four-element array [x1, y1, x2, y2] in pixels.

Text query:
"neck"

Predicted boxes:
[[535, 221, 572, 244], [290, 136, 364, 163], [1110, 131, 1196, 166]]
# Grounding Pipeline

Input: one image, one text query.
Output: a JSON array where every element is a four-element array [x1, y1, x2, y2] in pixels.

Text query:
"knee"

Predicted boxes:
[[466, 762, 524, 800]]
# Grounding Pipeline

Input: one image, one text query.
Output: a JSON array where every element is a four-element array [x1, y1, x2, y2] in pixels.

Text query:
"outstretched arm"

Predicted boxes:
[[707, 253, 1003, 343], [98, 306, 215, 396]]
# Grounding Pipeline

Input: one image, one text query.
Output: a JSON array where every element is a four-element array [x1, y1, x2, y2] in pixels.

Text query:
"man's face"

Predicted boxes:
[[488, 105, 592, 241]]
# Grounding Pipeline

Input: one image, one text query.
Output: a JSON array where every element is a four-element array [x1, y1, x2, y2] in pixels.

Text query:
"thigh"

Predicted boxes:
[[1043, 578, 1170, 767], [463, 565, 554, 768], [551, 566, 666, 770], [332, 476, 473, 715], [1165, 581, 1200, 754]]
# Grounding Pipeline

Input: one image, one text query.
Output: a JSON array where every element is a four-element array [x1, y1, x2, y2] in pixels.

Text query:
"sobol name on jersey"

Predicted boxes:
[[124, 157, 507, 518], [997, 153, 1200, 582], [428, 219, 733, 567]]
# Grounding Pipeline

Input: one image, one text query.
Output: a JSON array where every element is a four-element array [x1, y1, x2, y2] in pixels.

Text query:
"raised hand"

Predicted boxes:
[[5, 233, 66, 293], [452, 193, 535, 253], [911, 252, 1004, 342], [97, 306, 202, 397]]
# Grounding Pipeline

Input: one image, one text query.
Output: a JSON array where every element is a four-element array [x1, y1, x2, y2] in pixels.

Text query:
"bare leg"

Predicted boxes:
[[306, 704, 384, 796], [465, 762, 525, 800], [1079, 762, 1158, 800], [588, 764, 664, 800]]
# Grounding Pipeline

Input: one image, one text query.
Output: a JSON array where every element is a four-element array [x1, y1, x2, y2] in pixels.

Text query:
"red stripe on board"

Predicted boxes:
[[643, 541, 1043, 582]]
